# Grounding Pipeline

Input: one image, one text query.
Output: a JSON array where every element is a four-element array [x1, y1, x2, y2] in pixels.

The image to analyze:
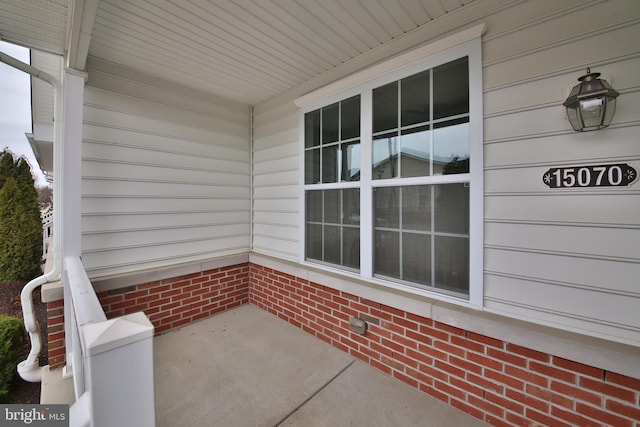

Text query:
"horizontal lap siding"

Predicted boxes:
[[82, 64, 251, 278], [252, 0, 640, 347], [482, 0, 640, 346], [252, 103, 299, 260]]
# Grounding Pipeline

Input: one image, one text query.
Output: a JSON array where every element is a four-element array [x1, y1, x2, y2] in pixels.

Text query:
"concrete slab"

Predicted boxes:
[[40, 366, 75, 405], [154, 305, 354, 427], [154, 305, 488, 427], [280, 360, 488, 427]]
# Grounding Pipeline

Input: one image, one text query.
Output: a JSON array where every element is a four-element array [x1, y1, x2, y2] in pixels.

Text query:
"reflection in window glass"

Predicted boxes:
[[305, 96, 361, 185], [400, 126, 430, 178], [373, 134, 399, 179], [322, 145, 338, 183], [305, 54, 473, 298], [433, 121, 469, 175], [342, 141, 361, 182]]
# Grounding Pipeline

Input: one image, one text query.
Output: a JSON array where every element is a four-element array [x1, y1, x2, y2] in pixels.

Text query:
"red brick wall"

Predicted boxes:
[[46, 263, 249, 369], [46, 299, 65, 369], [98, 263, 250, 334], [249, 263, 640, 427]]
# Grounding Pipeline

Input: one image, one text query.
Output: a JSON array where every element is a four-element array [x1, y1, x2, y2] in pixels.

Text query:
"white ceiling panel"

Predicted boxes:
[[0, 0, 68, 55], [1, 0, 474, 105]]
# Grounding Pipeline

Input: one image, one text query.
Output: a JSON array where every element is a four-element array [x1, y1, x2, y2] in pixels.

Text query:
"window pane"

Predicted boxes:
[[433, 57, 468, 120], [400, 126, 430, 178], [306, 223, 323, 261], [343, 227, 360, 269], [434, 235, 469, 295], [324, 189, 340, 224], [343, 188, 360, 225], [375, 230, 399, 279], [403, 233, 431, 285], [322, 145, 338, 183], [434, 183, 469, 234], [434, 120, 469, 175], [305, 149, 320, 184], [306, 190, 322, 222], [341, 96, 360, 140], [402, 185, 431, 231], [374, 186, 399, 228], [342, 141, 361, 182], [305, 110, 320, 148], [373, 82, 398, 133], [373, 133, 398, 179], [324, 225, 341, 265], [322, 103, 339, 143], [401, 70, 430, 127]]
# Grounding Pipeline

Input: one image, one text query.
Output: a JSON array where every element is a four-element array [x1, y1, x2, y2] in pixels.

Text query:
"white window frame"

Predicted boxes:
[[296, 25, 484, 307]]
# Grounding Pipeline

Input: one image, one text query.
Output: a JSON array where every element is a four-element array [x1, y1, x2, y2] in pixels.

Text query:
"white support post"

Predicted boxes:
[[60, 67, 85, 260], [59, 67, 86, 375], [82, 312, 156, 427]]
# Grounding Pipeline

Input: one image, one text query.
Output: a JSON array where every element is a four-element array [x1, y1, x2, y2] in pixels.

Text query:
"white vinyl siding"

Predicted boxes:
[[253, 0, 640, 346], [81, 59, 251, 278], [252, 103, 300, 260]]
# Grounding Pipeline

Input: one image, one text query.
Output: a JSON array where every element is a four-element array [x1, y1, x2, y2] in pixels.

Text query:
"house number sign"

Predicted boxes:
[[543, 163, 637, 189]]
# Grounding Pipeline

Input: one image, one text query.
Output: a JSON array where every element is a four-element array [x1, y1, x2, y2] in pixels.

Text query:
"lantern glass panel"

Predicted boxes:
[[580, 97, 605, 129]]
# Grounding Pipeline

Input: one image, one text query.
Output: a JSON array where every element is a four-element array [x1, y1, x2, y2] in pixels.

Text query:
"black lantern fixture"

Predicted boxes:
[[563, 68, 619, 132]]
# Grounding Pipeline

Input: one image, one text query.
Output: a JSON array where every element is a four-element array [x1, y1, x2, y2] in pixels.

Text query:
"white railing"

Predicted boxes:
[[42, 208, 53, 258], [64, 256, 156, 427]]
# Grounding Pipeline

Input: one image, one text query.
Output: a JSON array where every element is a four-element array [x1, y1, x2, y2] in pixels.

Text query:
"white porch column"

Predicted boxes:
[[59, 67, 86, 377], [59, 67, 86, 259]]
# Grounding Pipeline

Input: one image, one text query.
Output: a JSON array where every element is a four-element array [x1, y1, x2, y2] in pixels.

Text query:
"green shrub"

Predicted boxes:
[[0, 150, 43, 282], [0, 315, 25, 402]]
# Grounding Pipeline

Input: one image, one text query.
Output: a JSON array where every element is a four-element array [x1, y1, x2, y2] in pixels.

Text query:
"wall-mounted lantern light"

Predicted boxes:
[[563, 68, 619, 132]]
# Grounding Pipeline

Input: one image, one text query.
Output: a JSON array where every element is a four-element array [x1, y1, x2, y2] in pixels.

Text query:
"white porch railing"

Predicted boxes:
[[64, 256, 156, 427], [42, 208, 53, 258]]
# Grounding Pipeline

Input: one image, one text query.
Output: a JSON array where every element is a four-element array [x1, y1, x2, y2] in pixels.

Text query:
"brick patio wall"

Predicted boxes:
[[46, 299, 65, 369], [46, 263, 250, 369], [45, 261, 640, 426], [249, 263, 640, 427]]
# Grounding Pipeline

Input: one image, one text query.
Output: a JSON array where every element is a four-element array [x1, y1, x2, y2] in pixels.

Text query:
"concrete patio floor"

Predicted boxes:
[[154, 304, 488, 427]]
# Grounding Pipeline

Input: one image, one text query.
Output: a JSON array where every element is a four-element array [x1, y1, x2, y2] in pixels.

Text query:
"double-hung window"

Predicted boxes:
[[300, 33, 483, 305]]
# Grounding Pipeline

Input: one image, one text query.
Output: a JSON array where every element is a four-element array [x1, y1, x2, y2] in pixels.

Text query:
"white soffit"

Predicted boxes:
[[87, 0, 476, 105], [0, 0, 68, 55], [294, 23, 486, 108]]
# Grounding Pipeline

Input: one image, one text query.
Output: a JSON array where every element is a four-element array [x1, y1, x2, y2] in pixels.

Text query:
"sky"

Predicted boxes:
[[0, 41, 48, 187]]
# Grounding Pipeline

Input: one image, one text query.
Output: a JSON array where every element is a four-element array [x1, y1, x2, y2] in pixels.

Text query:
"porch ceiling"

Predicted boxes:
[[1, 0, 476, 106]]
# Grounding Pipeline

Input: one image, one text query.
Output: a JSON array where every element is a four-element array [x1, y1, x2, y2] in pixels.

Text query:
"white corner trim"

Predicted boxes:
[[294, 23, 487, 108]]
